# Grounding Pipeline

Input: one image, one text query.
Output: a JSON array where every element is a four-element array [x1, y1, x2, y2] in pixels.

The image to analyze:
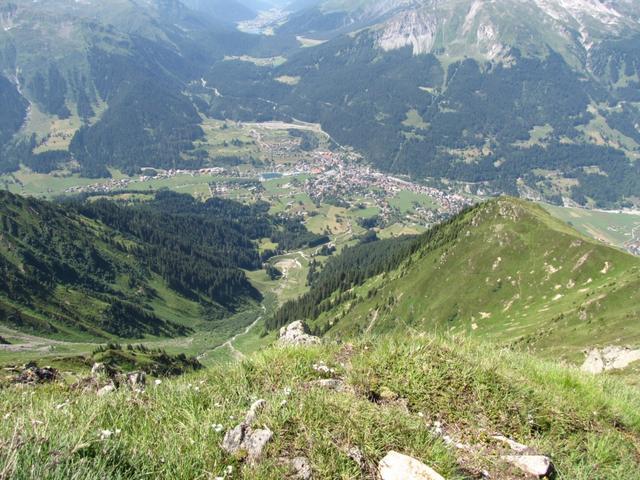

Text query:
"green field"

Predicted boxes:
[[544, 203, 640, 248], [389, 190, 438, 213]]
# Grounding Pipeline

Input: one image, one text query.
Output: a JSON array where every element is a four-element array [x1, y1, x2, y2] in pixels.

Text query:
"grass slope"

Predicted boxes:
[[303, 198, 640, 364], [1, 336, 639, 478]]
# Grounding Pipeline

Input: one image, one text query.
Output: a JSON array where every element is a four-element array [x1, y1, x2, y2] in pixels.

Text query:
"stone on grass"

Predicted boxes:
[[290, 456, 312, 479], [244, 399, 267, 425], [492, 435, 529, 453], [127, 371, 146, 388], [222, 399, 273, 464], [378, 451, 445, 480], [278, 321, 320, 346], [502, 454, 554, 477], [97, 383, 116, 397]]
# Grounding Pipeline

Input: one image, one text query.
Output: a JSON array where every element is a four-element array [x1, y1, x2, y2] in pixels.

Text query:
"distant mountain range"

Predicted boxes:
[[1, 0, 640, 206]]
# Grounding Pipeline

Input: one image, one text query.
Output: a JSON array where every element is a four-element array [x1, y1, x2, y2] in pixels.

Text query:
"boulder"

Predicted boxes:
[[278, 321, 320, 346], [378, 451, 445, 480], [502, 454, 554, 477]]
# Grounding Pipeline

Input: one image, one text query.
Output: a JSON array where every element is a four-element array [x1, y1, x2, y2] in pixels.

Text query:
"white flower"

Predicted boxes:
[[283, 387, 292, 396], [417, 412, 424, 418], [99, 428, 121, 440], [154, 379, 162, 386], [3, 413, 10, 420], [280, 400, 287, 407], [212, 424, 224, 433], [225, 465, 234, 475]]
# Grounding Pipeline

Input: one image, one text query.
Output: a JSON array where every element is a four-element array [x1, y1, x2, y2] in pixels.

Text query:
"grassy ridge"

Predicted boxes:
[[1, 336, 638, 478], [283, 198, 640, 363]]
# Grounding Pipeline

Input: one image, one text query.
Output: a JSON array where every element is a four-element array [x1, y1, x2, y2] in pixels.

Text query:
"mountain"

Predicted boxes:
[[0, 0, 288, 177], [0, 190, 275, 341], [205, 0, 640, 207], [270, 197, 640, 363], [181, 0, 257, 22]]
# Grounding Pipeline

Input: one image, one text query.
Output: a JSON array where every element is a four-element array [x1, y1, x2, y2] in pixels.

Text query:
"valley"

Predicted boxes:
[[1, 1, 640, 477]]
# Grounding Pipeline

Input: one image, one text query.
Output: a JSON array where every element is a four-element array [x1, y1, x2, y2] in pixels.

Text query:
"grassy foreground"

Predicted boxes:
[[1, 335, 639, 479]]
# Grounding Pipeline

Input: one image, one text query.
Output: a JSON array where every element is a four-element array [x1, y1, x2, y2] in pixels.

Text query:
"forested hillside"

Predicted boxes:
[[0, 191, 326, 341]]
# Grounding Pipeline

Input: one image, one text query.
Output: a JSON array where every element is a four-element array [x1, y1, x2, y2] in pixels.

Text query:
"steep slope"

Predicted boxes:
[[1, 336, 639, 478], [271, 198, 640, 362], [0, 191, 270, 341]]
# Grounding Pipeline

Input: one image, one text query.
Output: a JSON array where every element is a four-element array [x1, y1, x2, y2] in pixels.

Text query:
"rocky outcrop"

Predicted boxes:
[[502, 454, 554, 478], [378, 451, 445, 480], [581, 346, 640, 374], [222, 399, 273, 464], [278, 321, 320, 346], [13, 365, 59, 384]]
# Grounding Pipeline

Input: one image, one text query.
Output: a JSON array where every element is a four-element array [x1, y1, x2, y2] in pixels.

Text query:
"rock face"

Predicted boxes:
[[278, 321, 320, 346], [502, 454, 554, 477], [222, 399, 273, 464], [378, 451, 445, 480], [581, 346, 640, 374]]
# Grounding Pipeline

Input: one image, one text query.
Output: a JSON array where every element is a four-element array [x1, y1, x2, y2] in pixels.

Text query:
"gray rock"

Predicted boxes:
[[278, 321, 320, 346], [347, 447, 364, 469], [91, 362, 106, 377], [222, 423, 246, 453], [502, 454, 554, 477], [97, 383, 116, 397], [378, 451, 445, 480], [244, 399, 266, 425], [244, 427, 273, 463], [290, 456, 312, 479], [127, 371, 146, 388], [492, 435, 529, 453], [581, 346, 640, 374], [222, 400, 273, 464]]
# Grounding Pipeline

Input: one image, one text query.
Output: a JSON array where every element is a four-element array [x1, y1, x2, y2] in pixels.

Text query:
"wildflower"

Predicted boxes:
[[225, 465, 234, 475], [154, 379, 162, 386], [99, 428, 121, 440], [3, 413, 10, 420], [280, 399, 287, 407], [417, 412, 424, 418], [212, 423, 224, 433], [283, 387, 292, 396]]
